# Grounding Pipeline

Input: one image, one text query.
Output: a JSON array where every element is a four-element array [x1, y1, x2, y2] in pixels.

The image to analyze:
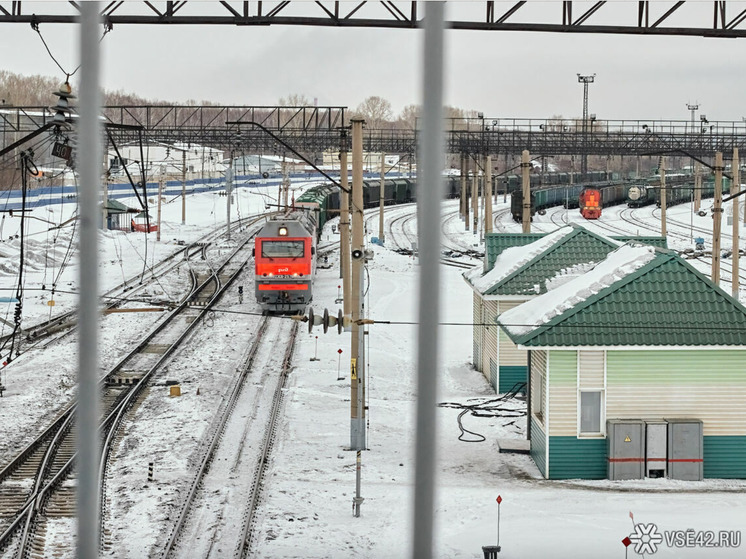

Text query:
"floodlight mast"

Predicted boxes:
[[578, 73, 595, 179]]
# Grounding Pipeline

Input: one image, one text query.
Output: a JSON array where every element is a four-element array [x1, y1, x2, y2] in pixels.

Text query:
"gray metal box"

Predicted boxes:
[[666, 419, 703, 481], [645, 420, 667, 478], [607, 419, 645, 480]]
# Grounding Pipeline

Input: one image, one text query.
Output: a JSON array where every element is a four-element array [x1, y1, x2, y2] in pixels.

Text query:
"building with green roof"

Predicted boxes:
[[463, 224, 665, 394], [497, 244, 746, 480]]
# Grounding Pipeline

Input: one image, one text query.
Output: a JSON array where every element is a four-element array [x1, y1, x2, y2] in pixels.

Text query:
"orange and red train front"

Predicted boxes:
[[579, 188, 602, 219], [254, 220, 315, 312]]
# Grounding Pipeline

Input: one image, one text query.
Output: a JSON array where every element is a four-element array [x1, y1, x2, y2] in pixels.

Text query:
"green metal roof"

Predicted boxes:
[[484, 229, 667, 273], [104, 198, 132, 213], [484, 226, 622, 296], [502, 250, 746, 347], [485, 233, 545, 271]]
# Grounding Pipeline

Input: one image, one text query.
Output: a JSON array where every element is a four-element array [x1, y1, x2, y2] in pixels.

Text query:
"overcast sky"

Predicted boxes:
[[1, 2, 746, 122]]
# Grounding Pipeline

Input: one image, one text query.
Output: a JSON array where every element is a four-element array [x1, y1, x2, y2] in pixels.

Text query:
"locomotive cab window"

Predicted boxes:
[[261, 240, 305, 258]]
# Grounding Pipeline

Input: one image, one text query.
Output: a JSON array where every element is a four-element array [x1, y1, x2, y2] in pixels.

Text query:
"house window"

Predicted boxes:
[[534, 371, 546, 424], [579, 390, 603, 435]]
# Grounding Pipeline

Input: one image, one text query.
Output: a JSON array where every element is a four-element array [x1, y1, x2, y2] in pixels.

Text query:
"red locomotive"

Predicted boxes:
[[254, 211, 317, 313], [579, 188, 602, 219]]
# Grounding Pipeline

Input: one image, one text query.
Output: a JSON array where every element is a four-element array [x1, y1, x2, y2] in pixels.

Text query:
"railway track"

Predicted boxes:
[[160, 317, 298, 558], [0, 226, 259, 557]]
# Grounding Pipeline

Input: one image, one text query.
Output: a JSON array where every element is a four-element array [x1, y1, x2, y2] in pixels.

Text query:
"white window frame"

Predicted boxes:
[[577, 388, 605, 437]]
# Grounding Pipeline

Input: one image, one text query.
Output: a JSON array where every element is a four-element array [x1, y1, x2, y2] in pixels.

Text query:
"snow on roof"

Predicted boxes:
[[498, 243, 658, 337], [463, 226, 575, 292]]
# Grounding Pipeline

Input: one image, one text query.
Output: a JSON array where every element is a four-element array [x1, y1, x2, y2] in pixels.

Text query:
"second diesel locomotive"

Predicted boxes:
[[254, 210, 317, 313]]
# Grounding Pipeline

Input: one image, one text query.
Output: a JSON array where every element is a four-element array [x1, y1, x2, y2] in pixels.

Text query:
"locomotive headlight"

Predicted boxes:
[[278, 226, 288, 236], [292, 273, 299, 277]]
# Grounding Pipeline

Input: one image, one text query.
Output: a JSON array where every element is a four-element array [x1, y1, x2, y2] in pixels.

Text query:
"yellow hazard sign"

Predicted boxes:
[[624, 435, 631, 442], [351, 358, 357, 380]]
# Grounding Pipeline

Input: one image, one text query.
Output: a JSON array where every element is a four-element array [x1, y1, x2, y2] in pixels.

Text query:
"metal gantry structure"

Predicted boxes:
[[3, 1, 746, 37], [3, 106, 746, 163]]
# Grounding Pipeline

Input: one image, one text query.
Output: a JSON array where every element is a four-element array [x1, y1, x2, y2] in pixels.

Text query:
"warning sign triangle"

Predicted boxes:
[[624, 435, 631, 442]]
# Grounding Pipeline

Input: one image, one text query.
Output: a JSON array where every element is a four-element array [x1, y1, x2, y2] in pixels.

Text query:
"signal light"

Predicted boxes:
[[278, 226, 288, 236]]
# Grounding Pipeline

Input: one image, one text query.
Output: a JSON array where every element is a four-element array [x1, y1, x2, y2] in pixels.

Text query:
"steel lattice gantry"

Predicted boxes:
[[3, 107, 746, 162], [3, 1, 746, 37]]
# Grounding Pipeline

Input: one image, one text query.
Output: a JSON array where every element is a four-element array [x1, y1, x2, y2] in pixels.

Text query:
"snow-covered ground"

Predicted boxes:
[[0, 184, 745, 558]]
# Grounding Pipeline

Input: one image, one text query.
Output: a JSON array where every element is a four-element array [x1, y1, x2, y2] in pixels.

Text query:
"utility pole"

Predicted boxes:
[[102, 142, 109, 231], [687, 102, 699, 135], [226, 156, 233, 241], [713, 151, 724, 285], [181, 149, 186, 225], [460, 153, 466, 222], [577, 73, 595, 180], [694, 161, 702, 212], [472, 159, 479, 234], [660, 156, 667, 237], [282, 156, 290, 210], [485, 155, 493, 235], [156, 175, 163, 242], [350, 118, 366, 517], [464, 155, 470, 230], [522, 150, 531, 233], [732, 147, 740, 298], [339, 132, 351, 314], [378, 151, 385, 243]]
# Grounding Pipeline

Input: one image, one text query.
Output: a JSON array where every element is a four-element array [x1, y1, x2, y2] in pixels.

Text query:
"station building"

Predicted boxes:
[[495, 242, 746, 480], [463, 224, 666, 393]]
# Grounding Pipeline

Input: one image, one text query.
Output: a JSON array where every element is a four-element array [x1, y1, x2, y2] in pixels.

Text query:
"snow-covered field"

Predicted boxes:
[[0, 183, 745, 558]]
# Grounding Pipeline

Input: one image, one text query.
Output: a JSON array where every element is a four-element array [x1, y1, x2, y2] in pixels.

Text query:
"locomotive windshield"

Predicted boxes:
[[261, 240, 305, 258]]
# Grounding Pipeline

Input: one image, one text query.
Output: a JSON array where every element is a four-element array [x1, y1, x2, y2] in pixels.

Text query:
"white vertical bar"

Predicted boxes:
[[77, 3, 102, 558], [413, 3, 445, 558]]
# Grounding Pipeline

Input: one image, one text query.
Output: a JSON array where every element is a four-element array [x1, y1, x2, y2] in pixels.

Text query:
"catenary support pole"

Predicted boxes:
[[694, 161, 702, 212], [379, 151, 385, 243], [485, 155, 493, 235], [732, 148, 740, 298], [660, 157, 667, 237], [472, 160, 478, 234], [522, 150, 531, 233], [226, 156, 233, 241], [181, 149, 186, 225], [77, 4, 102, 558], [412, 3, 445, 558], [713, 151, 724, 284], [340, 144, 351, 320], [350, 120, 366, 502], [464, 155, 470, 230], [102, 141, 108, 231], [157, 176, 163, 242], [460, 153, 466, 221]]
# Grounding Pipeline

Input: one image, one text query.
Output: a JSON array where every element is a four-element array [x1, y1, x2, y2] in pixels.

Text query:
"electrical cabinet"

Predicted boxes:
[[666, 419, 703, 481], [645, 420, 667, 478], [607, 419, 645, 480]]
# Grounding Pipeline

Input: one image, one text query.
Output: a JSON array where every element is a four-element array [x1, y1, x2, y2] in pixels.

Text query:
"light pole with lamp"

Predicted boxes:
[[577, 73, 595, 180]]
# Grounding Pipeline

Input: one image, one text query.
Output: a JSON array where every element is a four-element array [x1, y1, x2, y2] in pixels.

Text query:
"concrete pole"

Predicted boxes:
[[379, 151, 385, 243], [340, 149, 351, 319], [181, 149, 186, 225], [694, 162, 702, 212], [102, 141, 108, 231], [350, 118, 366, 455], [459, 153, 466, 221], [522, 150, 531, 233], [732, 148, 740, 298], [156, 176, 163, 242], [77, 4, 102, 558], [226, 157, 233, 241], [660, 157, 667, 237], [464, 156, 470, 230], [472, 162, 479, 234], [485, 155, 493, 235], [713, 151, 724, 285], [282, 157, 289, 210], [636, 155, 640, 179], [412, 4, 445, 556]]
